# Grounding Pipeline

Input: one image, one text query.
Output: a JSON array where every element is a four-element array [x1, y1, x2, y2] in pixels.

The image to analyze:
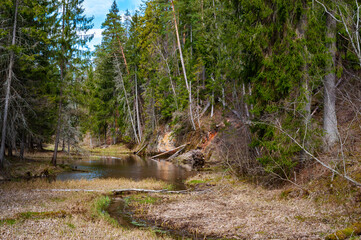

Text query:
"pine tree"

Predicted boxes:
[[51, 0, 93, 165]]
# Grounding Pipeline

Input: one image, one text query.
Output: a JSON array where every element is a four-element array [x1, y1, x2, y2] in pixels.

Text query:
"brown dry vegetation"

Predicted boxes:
[[0, 178, 171, 240], [128, 173, 361, 240]]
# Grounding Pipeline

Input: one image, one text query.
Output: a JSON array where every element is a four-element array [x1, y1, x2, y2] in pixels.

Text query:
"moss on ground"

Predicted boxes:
[[0, 210, 67, 226], [326, 223, 361, 240]]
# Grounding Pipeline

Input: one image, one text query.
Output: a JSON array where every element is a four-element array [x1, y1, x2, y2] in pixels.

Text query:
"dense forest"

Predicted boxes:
[[2, 0, 361, 239], [1, 0, 361, 184]]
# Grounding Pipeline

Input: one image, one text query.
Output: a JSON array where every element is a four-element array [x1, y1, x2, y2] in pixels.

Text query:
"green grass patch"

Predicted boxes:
[[186, 179, 209, 186], [0, 219, 17, 226], [0, 210, 67, 226], [326, 222, 361, 240], [128, 194, 160, 205], [18, 210, 66, 219], [67, 222, 76, 229], [294, 215, 306, 222], [123, 194, 160, 209], [91, 195, 118, 226], [50, 197, 67, 203]]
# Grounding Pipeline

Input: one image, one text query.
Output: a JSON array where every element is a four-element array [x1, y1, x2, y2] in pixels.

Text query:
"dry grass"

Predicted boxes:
[[1, 216, 170, 240], [82, 144, 132, 156], [0, 178, 170, 240], [1, 170, 358, 239], [133, 172, 355, 239], [1, 178, 167, 192]]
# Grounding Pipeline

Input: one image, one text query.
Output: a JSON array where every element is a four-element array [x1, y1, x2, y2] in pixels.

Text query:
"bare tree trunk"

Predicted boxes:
[[242, 83, 250, 120], [135, 68, 142, 142], [20, 132, 25, 160], [52, 89, 63, 165], [39, 140, 44, 151], [0, 0, 19, 168], [297, 10, 312, 161], [114, 55, 140, 143], [90, 134, 93, 148], [155, 44, 179, 109], [8, 144, 13, 157], [116, 36, 130, 75], [170, 0, 196, 130], [211, 91, 214, 118], [62, 139, 65, 151], [52, 92, 62, 165], [324, 14, 338, 148], [52, 1, 66, 166]]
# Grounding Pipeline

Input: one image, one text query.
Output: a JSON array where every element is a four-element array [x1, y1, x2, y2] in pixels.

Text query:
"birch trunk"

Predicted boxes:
[[0, 0, 19, 167], [323, 14, 338, 147]]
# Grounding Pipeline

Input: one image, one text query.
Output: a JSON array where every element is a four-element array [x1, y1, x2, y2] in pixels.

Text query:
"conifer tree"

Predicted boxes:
[[51, 0, 93, 165]]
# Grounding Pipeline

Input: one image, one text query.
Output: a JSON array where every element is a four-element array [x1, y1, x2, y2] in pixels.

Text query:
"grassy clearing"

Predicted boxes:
[[125, 172, 361, 239], [1, 177, 167, 192], [0, 177, 172, 240], [0, 156, 72, 180], [82, 143, 132, 156]]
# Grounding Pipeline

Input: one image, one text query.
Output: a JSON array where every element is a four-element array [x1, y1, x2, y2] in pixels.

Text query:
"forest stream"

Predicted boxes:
[[57, 154, 193, 189], [57, 154, 200, 239]]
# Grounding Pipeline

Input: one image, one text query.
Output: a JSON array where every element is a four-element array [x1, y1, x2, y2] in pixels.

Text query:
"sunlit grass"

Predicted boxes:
[[0, 177, 172, 239]]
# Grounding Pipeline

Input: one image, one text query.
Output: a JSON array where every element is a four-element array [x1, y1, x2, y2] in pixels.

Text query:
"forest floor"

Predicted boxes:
[[1, 171, 360, 239], [1, 149, 361, 239], [126, 172, 361, 240], [0, 178, 172, 240], [0, 150, 79, 180]]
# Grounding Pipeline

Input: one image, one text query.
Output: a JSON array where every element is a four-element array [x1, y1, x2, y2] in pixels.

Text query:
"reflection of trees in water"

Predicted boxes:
[[152, 159, 190, 182], [98, 155, 147, 166], [66, 154, 192, 185]]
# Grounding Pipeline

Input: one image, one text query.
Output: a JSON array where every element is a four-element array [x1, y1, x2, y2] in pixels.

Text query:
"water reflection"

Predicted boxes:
[[57, 154, 193, 188]]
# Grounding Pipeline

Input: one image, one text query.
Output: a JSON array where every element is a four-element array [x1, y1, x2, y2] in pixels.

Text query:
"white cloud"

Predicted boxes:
[[87, 29, 104, 38], [86, 29, 103, 51], [82, 0, 143, 51], [83, 0, 113, 18]]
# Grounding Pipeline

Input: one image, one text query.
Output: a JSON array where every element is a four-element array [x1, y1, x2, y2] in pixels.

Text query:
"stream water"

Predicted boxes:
[[56, 154, 202, 239], [56, 154, 193, 189]]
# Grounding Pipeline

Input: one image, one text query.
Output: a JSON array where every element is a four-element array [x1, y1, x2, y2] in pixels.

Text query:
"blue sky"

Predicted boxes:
[[82, 0, 143, 50]]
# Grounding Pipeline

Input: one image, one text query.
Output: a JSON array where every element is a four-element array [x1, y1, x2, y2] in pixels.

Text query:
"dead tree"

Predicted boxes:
[[170, 0, 196, 130], [0, 0, 19, 167], [323, 13, 339, 147]]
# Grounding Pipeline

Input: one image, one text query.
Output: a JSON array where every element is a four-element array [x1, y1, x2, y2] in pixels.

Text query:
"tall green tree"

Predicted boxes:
[[0, 0, 56, 167], [51, 0, 93, 165]]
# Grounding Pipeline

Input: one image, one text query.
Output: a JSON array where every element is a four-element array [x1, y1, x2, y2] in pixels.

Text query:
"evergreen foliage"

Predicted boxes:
[[0, 0, 359, 180]]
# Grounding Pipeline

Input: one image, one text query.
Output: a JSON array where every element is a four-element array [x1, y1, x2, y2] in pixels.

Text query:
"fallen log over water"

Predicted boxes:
[[33, 188, 194, 194], [34, 189, 104, 192], [150, 143, 188, 159], [112, 189, 189, 194]]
